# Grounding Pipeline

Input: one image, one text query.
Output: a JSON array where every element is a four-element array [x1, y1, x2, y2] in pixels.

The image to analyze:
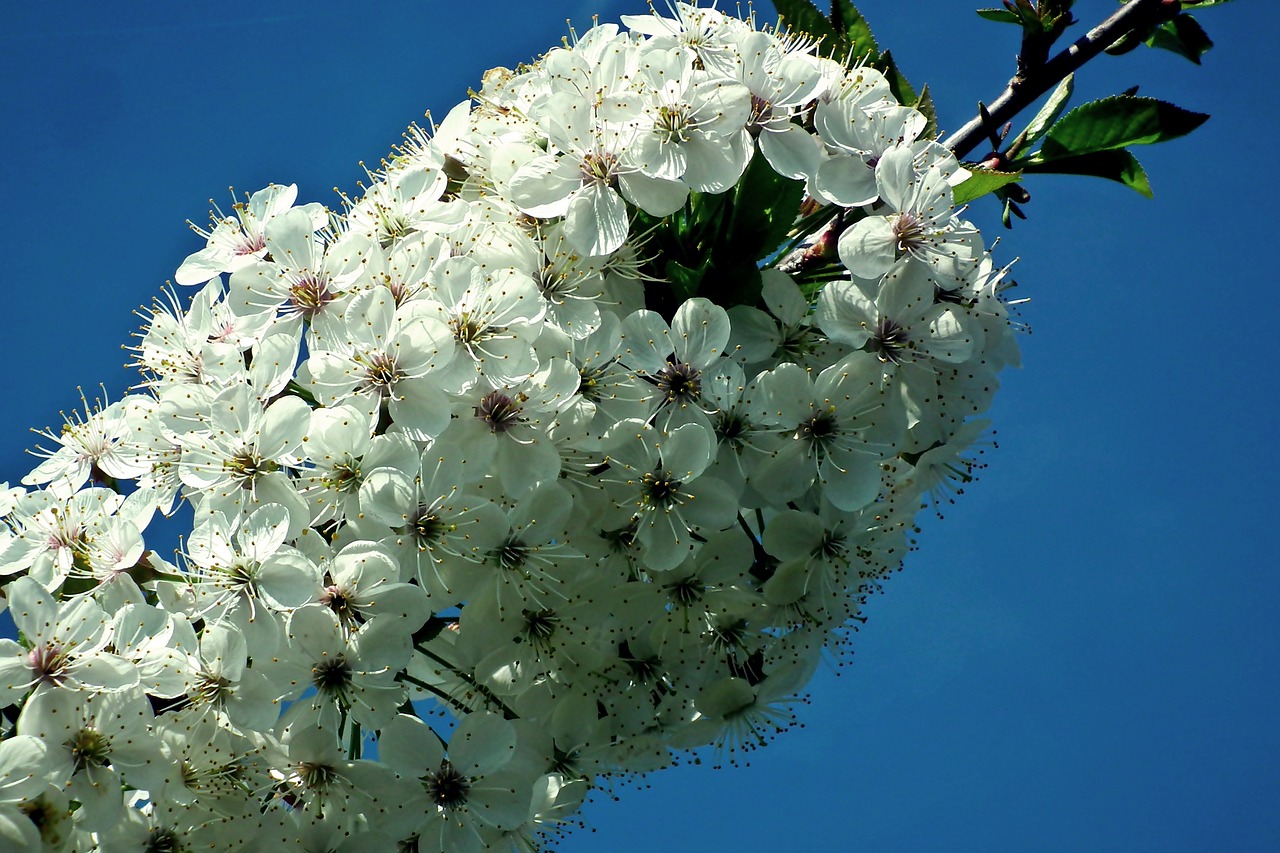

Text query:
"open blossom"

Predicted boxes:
[[751, 351, 902, 511], [620, 297, 734, 433], [0, 577, 137, 706], [626, 47, 753, 192], [175, 184, 324, 286], [23, 392, 151, 497], [600, 420, 739, 571], [837, 147, 982, 286], [509, 91, 688, 256], [0, 7, 1025, 850], [305, 285, 457, 440]]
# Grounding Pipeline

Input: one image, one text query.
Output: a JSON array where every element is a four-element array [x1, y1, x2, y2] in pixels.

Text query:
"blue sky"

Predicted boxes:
[[1, 1, 1275, 851]]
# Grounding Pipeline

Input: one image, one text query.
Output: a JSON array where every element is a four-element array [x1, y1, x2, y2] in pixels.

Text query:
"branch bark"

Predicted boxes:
[[946, 0, 1183, 160]]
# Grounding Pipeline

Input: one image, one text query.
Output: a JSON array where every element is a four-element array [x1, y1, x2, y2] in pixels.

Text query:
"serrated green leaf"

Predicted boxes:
[[914, 84, 939, 141], [1180, 0, 1232, 7], [952, 169, 1025, 205], [976, 8, 1021, 24], [1040, 95, 1209, 159], [874, 50, 917, 106], [1013, 73, 1074, 155], [731, 154, 807, 265], [830, 0, 879, 61], [773, 0, 838, 43], [1023, 148, 1153, 197], [1145, 14, 1213, 64], [666, 257, 711, 302]]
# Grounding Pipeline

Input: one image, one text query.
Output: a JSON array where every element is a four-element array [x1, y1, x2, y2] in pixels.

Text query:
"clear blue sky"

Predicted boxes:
[[1, 2, 1275, 851]]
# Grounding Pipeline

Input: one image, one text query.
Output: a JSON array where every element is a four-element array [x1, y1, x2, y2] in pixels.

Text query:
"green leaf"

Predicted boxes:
[[1012, 73, 1074, 156], [1023, 148, 1153, 197], [773, 0, 838, 43], [914, 84, 939, 141], [874, 50, 917, 107], [1180, 0, 1233, 7], [730, 154, 807, 264], [1039, 95, 1209, 159], [1145, 14, 1214, 64], [1010, 0, 1043, 28], [830, 0, 880, 62], [688, 155, 805, 308], [952, 169, 1025, 205], [976, 8, 1021, 24], [665, 257, 712, 303]]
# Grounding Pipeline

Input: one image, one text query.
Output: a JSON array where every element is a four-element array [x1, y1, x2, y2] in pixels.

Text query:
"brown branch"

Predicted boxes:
[[947, 0, 1183, 160]]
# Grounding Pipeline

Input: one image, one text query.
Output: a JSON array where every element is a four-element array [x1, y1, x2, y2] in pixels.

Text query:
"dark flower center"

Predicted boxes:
[[224, 451, 278, 488], [656, 103, 694, 143], [321, 584, 356, 621], [495, 538, 530, 571], [521, 608, 559, 645], [425, 760, 471, 810], [870, 317, 910, 364], [288, 274, 335, 318], [795, 411, 838, 444], [67, 728, 112, 772], [666, 575, 705, 606], [893, 212, 928, 254], [405, 505, 449, 547], [655, 360, 702, 405], [359, 352, 405, 396], [475, 390, 525, 434], [322, 460, 363, 493], [714, 409, 748, 446], [142, 828, 186, 853], [641, 470, 682, 506], [311, 655, 354, 693], [747, 94, 774, 137], [580, 152, 619, 188], [28, 643, 70, 686]]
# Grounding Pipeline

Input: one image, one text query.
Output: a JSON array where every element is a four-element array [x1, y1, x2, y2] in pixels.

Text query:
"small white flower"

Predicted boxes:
[[176, 184, 322, 286]]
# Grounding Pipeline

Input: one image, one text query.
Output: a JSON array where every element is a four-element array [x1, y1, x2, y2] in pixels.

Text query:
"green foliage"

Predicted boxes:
[[771, 1, 932, 138], [665, 256, 714, 303], [1024, 149, 1152, 197], [772, 0, 840, 47], [975, 0, 1074, 35], [642, 156, 805, 309], [1039, 95, 1209, 157], [914, 84, 939, 141], [1009, 73, 1075, 157], [976, 8, 1021, 25], [876, 50, 916, 106], [698, 155, 806, 307], [1106, 0, 1226, 59], [1144, 14, 1214, 64], [952, 168, 1025, 205], [829, 0, 879, 61], [769, 0, 1212, 207], [1007, 95, 1204, 197], [775, 0, 879, 62]]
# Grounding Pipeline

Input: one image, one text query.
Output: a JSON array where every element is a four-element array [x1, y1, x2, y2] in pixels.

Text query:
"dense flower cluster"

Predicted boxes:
[[0, 5, 1019, 851]]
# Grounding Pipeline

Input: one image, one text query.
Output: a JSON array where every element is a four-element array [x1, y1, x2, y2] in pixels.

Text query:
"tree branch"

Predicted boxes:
[[947, 0, 1183, 160]]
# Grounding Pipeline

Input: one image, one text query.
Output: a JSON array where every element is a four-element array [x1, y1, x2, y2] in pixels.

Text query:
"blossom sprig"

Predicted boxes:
[[0, 4, 1026, 850]]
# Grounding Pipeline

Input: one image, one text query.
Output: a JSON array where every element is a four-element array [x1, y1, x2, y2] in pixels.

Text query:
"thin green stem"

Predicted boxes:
[[412, 642, 520, 720], [397, 671, 470, 713], [347, 721, 362, 760]]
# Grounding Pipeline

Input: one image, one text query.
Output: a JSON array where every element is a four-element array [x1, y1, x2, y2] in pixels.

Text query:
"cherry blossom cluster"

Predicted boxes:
[[0, 4, 1019, 851]]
